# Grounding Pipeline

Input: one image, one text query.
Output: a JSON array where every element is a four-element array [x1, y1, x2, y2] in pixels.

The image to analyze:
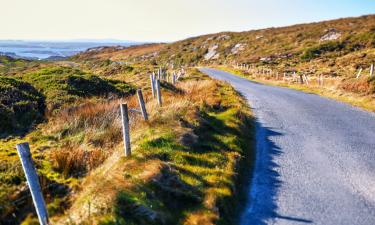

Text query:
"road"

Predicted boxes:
[[199, 68, 375, 225]]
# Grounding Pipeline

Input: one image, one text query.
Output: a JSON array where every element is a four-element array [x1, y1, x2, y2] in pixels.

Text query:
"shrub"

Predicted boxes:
[[301, 41, 344, 60], [0, 76, 45, 136], [22, 67, 134, 111]]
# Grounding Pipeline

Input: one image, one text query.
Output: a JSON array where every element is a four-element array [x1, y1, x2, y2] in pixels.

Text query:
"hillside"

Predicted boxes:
[[75, 15, 375, 69], [73, 14, 375, 104]]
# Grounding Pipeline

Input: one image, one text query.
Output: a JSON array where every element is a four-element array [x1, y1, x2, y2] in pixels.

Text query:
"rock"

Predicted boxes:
[[320, 28, 341, 41], [204, 44, 219, 60], [231, 43, 246, 54], [216, 34, 231, 40], [179, 132, 199, 146]]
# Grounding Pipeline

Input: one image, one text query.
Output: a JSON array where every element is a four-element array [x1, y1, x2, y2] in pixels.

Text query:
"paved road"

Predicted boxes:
[[200, 68, 375, 225]]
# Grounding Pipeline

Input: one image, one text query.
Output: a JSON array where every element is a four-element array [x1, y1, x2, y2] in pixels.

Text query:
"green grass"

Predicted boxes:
[[21, 66, 135, 111], [98, 77, 254, 225]]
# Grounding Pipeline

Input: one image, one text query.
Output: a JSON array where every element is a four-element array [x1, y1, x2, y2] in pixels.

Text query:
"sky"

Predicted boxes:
[[1, 0, 374, 42]]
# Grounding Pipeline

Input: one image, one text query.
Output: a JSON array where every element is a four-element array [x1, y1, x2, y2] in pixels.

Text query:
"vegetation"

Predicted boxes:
[[48, 70, 254, 224], [0, 76, 45, 137], [0, 66, 254, 224], [21, 66, 135, 111]]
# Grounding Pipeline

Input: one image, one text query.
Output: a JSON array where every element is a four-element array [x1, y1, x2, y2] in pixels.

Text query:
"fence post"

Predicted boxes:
[[156, 80, 162, 106], [136, 89, 148, 121], [120, 103, 131, 157], [303, 74, 309, 85], [16, 143, 49, 225], [299, 74, 304, 84], [370, 64, 374, 78], [172, 73, 176, 85], [356, 68, 363, 79], [150, 74, 156, 98]]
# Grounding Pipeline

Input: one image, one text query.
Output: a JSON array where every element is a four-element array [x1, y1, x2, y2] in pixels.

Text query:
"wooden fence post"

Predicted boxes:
[[120, 103, 131, 157], [356, 68, 363, 79], [303, 74, 309, 85], [136, 89, 148, 121], [370, 64, 374, 78], [16, 143, 49, 225], [156, 80, 162, 106], [172, 73, 176, 85], [299, 74, 304, 84], [150, 74, 156, 98]]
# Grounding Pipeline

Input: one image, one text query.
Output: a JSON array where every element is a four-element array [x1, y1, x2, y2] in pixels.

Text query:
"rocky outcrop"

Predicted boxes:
[[204, 44, 220, 60]]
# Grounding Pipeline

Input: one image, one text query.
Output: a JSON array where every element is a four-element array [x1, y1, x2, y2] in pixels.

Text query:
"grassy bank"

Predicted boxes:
[[1, 68, 254, 224], [216, 66, 375, 112]]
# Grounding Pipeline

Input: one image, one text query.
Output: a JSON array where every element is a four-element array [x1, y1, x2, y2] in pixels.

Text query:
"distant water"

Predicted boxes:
[[0, 40, 138, 60]]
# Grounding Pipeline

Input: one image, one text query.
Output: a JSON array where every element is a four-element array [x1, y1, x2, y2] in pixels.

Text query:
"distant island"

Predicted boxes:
[[0, 40, 143, 60]]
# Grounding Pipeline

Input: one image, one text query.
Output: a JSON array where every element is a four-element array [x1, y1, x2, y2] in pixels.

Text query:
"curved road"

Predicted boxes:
[[200, 68, 375, 225]]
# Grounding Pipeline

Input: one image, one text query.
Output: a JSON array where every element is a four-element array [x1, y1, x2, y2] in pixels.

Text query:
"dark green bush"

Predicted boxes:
[[0, 76, 45, 137], [301, 41, 344, 60]]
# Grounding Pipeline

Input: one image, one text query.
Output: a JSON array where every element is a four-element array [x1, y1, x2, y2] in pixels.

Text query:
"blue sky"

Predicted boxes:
[[1, 0, 374, 42]]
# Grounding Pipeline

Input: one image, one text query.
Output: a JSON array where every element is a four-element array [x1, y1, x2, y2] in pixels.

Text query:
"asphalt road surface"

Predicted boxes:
[[199, 68, 375, 225]]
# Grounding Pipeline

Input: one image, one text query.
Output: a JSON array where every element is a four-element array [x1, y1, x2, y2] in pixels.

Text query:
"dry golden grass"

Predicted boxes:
[[48, 70, 253, 225], [218, 66, 375, 112]]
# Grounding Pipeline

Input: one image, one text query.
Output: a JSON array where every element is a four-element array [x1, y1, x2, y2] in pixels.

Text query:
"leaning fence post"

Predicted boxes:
[[120, 103, 131, 157], [156, 79, 162, 106], [16, 143, 49, 225], [356, 68, 363, 79], [136, 89, 148, 121]]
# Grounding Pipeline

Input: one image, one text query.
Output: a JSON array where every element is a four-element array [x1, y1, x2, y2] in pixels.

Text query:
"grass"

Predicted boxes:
[[216, 65, 375, 112], [20, 66, 135, 112], [45, 69, 254, 225], [0, 68, 254, 224]]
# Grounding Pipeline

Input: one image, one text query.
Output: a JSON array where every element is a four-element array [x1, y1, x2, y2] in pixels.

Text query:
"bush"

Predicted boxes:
[[22, 67, 134, 110], [301, 41, 344, 60], [0, 76, 45, 137]]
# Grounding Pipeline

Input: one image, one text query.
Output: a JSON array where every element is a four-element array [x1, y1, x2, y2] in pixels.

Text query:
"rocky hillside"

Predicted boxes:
[[75, 15, 375, 76]]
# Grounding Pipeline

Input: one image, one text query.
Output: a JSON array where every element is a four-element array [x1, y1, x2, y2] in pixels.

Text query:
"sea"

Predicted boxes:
[[0, 40, 138, 60]]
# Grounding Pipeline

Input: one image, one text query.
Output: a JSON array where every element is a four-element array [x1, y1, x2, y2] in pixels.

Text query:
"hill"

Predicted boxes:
[[73, 14, 375, 102], [75, 15, 374, 68]]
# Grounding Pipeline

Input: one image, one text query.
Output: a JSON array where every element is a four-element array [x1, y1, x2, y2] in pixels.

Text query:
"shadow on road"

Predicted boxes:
[[240, 121, 312, 225]]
